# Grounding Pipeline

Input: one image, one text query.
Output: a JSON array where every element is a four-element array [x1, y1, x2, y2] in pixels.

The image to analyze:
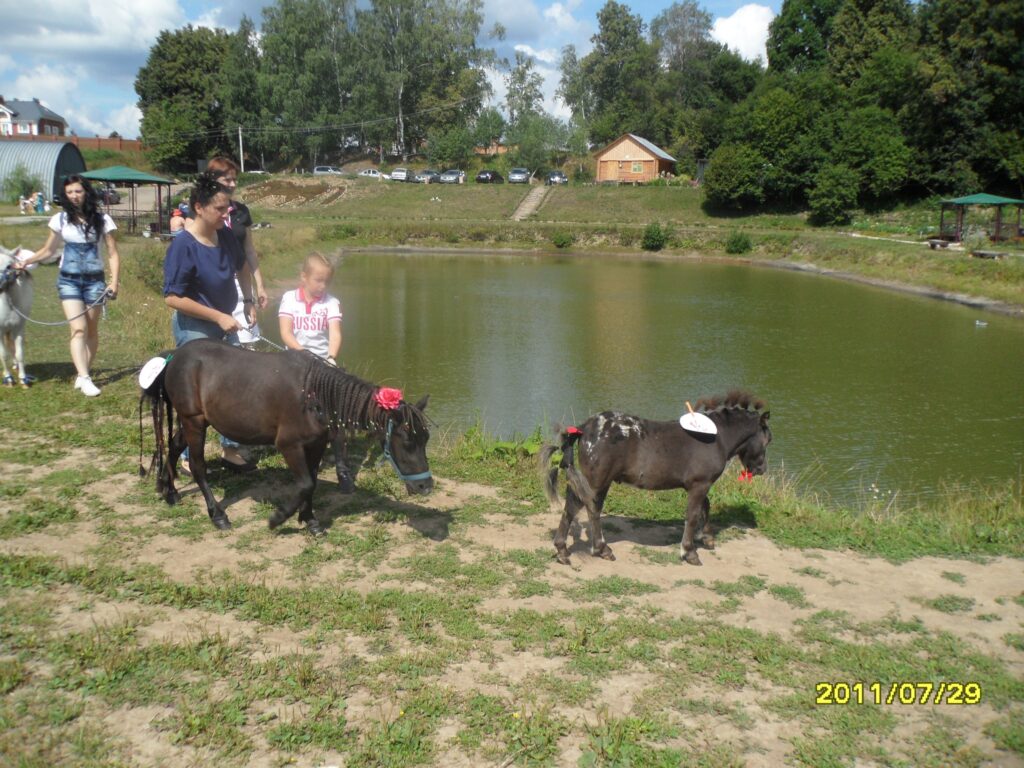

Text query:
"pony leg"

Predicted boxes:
[[553, 487, 583, 565], [0, 332, 12, 385], [161, 426, 187, 505], [268, 441, 319, 533], [680, 484, 710, 565], [299, 440, 328, 536], [183, 417, 231, 530], [585, 488, 615, 561], [697, 496, 715, 550], [332, 431, 355, 493], [13, 332, 28, 387]]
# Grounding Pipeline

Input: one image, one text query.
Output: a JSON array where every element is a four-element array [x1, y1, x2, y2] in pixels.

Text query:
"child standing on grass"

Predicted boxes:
[[278, 252, 342, 365]]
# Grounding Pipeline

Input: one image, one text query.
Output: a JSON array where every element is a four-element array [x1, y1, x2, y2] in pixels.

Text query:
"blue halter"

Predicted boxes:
[[382, 418, 432, 483]]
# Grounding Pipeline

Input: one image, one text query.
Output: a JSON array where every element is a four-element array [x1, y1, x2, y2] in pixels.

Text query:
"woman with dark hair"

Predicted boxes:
[[163, 171, 256, 471], [20, 175, 120, 397]]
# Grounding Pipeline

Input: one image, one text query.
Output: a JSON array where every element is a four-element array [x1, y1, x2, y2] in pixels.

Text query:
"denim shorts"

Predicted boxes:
[[57, 272, 106, 304], [171, 311, 240, 347]]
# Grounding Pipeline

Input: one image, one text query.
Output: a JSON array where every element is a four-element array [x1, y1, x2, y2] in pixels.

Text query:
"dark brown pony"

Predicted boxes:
[[542, 391, 771, 565], [141, 339, 432, 534]]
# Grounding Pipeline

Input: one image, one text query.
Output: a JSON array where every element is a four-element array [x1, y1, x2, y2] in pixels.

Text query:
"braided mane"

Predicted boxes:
[[694, 390, 766, 413], [300, 355, 428, 434]]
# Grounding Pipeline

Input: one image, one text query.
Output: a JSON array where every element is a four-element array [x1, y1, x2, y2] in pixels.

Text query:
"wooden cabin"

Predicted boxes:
[[594, 134, 676, 184]]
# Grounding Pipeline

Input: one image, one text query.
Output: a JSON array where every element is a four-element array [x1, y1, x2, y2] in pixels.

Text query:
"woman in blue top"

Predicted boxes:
[[164, 171, 257, 471], [20, 175, 120, 397]]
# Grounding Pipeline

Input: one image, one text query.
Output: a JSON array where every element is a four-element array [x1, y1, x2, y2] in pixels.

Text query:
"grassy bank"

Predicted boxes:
[[1, 215, 1022, 767]]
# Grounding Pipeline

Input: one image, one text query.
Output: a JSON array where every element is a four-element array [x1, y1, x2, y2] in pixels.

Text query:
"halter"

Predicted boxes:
[[382, 417, 433, 483]]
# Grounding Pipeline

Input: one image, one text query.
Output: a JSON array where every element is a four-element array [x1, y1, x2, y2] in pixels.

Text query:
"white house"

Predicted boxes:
[[0, 96, 68, 137]]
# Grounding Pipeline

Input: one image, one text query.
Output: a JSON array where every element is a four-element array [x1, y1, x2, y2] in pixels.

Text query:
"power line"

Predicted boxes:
[[141, 97, 473, 143]]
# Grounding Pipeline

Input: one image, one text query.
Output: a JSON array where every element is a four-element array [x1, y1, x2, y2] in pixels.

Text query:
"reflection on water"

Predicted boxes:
[[263, 252, 1024, 505]]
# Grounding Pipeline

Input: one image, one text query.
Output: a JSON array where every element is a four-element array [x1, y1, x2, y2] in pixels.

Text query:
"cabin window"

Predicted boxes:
[[632, 161, 643, 174]]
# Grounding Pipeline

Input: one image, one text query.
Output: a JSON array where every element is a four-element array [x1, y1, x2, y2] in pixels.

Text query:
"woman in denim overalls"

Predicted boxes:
[[20, 176, 120, 397]]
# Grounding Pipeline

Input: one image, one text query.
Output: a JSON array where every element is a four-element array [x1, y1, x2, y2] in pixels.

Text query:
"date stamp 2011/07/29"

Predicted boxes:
[[815, 682, 982, 706]]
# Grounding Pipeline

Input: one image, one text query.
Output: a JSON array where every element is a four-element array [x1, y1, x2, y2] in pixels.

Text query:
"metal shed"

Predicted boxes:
[[0, 139, 85, 201]]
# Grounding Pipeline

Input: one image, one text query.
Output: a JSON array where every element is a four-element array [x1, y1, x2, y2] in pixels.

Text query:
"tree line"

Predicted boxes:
[[136, 0, 1022, 222]]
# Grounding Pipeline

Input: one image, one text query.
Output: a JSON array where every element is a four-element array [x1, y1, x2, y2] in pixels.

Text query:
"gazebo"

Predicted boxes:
[[938, 193, 1024, 242], [81, 165, 174, 234]]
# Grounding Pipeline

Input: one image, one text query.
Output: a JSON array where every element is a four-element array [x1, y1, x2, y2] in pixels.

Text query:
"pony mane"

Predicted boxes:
[[301, 355, 428, 433], [694, 390, 765, 413]]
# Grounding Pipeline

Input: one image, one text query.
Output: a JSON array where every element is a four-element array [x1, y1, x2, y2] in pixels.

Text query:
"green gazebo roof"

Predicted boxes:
[[941, 193, 1024, 206], [81, 165, 172, 184]]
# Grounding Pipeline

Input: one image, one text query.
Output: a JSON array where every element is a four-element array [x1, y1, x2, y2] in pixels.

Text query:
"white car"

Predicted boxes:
[[358, 168, 386, 179], [313, 166, 343, 176], [389, 167, 410, 182]]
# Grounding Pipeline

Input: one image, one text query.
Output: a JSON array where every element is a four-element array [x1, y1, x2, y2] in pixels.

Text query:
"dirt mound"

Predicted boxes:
[[239, 177, 351, 208]]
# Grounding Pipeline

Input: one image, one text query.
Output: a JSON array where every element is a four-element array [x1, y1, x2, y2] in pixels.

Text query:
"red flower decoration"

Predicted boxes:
[[739, 470, 754, 482], [566, 426, 582, 435], [374, 387, 403, 411]]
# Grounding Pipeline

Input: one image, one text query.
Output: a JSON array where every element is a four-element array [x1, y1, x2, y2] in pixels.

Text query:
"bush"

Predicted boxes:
[[641, 222, 668, 251], [3, 163, 43, 203], [703, 143, 766, 210], [809, 164, 860, 224], [725, 231, 752, 254], [551, 231, 574, 249]]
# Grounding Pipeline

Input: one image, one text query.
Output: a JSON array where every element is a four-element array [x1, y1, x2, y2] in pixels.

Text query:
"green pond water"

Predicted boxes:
[[263, 251, 1024, 506]]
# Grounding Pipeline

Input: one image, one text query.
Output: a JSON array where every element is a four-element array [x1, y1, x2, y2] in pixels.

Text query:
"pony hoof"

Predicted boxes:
[[306, 518, 326, 537], [702, 538, 716, 551], [337, 474, 355, 494], [555, 548, 572, 566], [211, 514, 232, 530], [2, 375, 13, 387], [268, 510, 288, 530], [682, 550, 702, 566], [164, 490, 180, 506], [594, 545, 616, 561]]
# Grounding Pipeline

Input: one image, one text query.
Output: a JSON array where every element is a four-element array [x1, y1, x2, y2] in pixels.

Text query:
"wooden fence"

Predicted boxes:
[[0, 134, 144, 152]]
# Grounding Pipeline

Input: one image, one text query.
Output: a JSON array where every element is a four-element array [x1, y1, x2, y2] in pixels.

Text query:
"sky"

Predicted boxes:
[[0, 0, 780, 140]]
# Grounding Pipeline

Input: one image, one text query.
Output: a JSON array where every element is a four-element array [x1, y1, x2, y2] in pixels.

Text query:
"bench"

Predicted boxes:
[[927, 239, 951, 249], [970, 249, 1008, 260]]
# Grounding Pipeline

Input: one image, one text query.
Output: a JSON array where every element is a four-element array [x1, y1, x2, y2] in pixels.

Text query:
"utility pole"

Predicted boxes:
[[237, 126, 245, 173]]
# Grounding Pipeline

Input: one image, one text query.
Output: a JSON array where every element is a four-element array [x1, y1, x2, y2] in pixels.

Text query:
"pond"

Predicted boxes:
[[263, 251, 1024, 507]]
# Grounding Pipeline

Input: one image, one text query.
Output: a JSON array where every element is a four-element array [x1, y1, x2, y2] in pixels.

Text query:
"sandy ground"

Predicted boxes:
[[1, 431, 1022, 766]]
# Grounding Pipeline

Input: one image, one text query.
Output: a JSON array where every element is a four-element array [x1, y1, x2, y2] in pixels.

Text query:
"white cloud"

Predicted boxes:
[[514, 44, 560, 66], [543, 1, 588, 37], [0, 54, 15, 75], [107, 103, 143, 137], [12, 65, 83, 110], [3, 1, 184, 56], [711, 4, 774, 64], [483, 0, 544, 42]]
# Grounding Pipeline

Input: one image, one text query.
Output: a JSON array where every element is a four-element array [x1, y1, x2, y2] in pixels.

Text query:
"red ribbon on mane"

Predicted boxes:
[[738, 470, 754, 482], [566, 426, 582, 435]]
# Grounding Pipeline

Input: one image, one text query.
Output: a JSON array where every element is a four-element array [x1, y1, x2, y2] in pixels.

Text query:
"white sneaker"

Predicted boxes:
[[74, 375, 101, 397]]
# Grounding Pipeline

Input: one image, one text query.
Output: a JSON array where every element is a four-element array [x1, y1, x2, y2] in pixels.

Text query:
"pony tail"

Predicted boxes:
[[540, 427, 594, 512]]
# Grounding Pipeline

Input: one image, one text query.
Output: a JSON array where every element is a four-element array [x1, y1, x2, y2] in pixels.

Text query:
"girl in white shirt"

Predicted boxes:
[[278, 253, 342, 364], [20, 176, 120, 397]]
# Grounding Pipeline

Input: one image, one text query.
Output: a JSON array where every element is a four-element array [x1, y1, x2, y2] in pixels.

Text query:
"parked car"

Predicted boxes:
[[95, 183, 121, 205], [546, 170, 568, 186], [358, 168, 386, 179], [438, 169, 465, 184], [508, 167, 531, 184], [475, 170, 504, 184], [415, 169, 441, 184], [247, 169, 269, 175], [389, 167, 410, 182], [312, 166, 343, 175]]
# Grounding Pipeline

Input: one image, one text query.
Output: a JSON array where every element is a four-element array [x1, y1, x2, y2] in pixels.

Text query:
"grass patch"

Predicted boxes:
[[917, 595, 977, 614]]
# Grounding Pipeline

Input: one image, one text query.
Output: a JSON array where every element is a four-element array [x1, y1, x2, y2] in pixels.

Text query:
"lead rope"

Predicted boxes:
[[11, 288, 113, 327]]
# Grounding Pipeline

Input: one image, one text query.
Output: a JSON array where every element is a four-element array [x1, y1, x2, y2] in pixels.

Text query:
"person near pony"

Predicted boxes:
[[193, 157, 268, 347], [163, 171, 256, 472], [18, 175, 120, 397], [278, 252, 342, 365]]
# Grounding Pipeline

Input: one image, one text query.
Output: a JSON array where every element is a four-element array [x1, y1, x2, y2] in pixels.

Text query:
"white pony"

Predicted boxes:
[[0, 246, 35, 387]]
